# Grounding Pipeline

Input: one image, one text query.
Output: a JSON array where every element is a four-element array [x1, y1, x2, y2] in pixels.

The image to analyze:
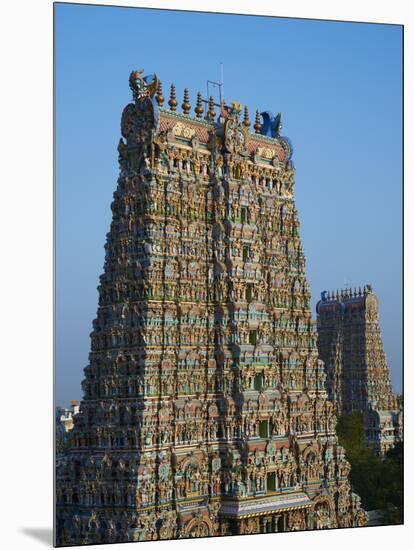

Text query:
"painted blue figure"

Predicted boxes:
[[143, 73, 157, 88], [260, 111, 282, 138], [129, 70, 159, 130], [321, 290, 328, 302]]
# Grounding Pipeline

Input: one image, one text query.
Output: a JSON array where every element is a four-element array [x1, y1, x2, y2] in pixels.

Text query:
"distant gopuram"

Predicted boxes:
[[316, 285, 403, 455], [55, 70, 365, 545]]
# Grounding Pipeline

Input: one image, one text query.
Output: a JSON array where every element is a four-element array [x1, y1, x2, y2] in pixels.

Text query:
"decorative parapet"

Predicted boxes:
[[122, 69, 293, 165]]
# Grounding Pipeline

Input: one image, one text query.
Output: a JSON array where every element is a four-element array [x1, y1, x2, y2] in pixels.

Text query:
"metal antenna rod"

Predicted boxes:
[[220, 63, 224, 104], [205, 64, 225, 106]]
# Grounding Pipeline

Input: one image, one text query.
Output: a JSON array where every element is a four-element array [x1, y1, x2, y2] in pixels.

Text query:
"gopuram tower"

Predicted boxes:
[[316, 286, 403, 455], [56, 70, 365, 546]]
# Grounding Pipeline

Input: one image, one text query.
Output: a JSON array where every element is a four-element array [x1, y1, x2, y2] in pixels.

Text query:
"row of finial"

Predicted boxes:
[[155, 81, 263, 132], [325, 285, 373, 301]]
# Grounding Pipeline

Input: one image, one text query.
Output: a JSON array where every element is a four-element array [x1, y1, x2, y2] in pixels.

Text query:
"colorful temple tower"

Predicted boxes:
[[316, 286, 403, 455], [55, 70, 365, 545]]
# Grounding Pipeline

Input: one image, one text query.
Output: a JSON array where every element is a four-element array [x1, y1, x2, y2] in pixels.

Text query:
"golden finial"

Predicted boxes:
[[254, 110, 262, 134], [155, 80, 164, 107], [243, 106, 250, 128], [207, 96, 216, 120], [195, 92, 204, 118], [182, 88, 191, 115], [168, 84, 177, 111]]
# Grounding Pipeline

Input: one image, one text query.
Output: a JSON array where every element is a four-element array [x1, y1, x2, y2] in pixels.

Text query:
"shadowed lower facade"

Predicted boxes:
[[55, 70, 366, 546]]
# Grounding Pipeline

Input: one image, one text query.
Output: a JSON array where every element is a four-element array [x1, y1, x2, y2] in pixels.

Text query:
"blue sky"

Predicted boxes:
[[55, 3, 402, 406]]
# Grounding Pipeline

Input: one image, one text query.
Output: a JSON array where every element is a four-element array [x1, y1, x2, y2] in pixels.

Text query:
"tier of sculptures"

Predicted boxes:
[[316, 286, 403, 455], [55, 70, 366, 546]]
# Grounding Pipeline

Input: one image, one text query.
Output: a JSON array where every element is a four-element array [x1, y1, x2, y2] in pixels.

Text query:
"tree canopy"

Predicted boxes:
[[336, 412, 403, 525]]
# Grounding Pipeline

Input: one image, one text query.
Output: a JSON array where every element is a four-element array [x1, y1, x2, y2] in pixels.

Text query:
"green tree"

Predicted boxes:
[[336, 412, 403, 525]]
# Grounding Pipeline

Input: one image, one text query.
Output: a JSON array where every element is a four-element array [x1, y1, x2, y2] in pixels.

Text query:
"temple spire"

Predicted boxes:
[[195, 92, 204, 118], [207, 96, 216, 121], [243, 105, 250, 128], [168, 83, 177, 111], [182, 88, 191, 115], [155, 80, 164, 107], [254, 110, 262, 134]]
